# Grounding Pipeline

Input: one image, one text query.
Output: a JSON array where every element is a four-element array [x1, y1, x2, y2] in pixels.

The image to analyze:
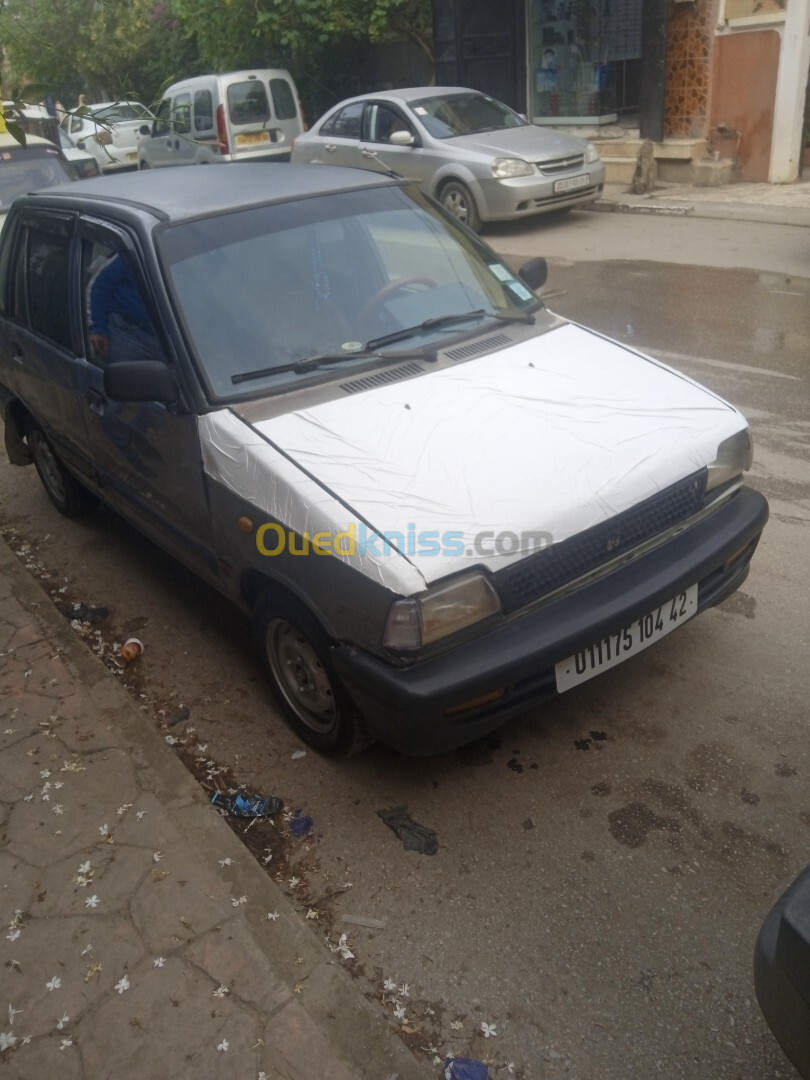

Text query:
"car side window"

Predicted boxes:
[[370, 105, 413, 145], [320, 102, 364, 140], [24, 219, 73, 350], [173, 94, 191, 136], [193, 90, 213, 132], [153, 99, 172, 136], [81, 237, 163, 366], [70, 114, 84, 135]]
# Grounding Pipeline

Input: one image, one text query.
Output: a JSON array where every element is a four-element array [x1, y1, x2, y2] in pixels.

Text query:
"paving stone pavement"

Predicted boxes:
[[0, 536, 432, 1080]]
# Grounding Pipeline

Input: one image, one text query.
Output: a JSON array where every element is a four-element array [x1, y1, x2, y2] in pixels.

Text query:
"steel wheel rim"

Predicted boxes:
[[265, 618, 336, 734], [31, 431, 67, 505]]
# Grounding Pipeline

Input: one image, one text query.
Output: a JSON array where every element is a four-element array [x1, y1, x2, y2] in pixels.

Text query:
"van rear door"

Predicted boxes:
[[224, 74, 300, 161]]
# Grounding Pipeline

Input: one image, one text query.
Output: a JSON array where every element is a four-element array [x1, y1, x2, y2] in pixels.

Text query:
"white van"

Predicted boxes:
[[137, 69, 304, 168]]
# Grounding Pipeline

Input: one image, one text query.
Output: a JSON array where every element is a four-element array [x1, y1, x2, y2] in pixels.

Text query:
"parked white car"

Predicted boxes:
[[61, 100, 153, 172], [57, 126, 101, 178]]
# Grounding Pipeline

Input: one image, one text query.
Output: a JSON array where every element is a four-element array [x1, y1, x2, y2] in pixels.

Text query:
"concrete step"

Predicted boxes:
[[692, 157, 737, 187], [599, 155, 637, 184]]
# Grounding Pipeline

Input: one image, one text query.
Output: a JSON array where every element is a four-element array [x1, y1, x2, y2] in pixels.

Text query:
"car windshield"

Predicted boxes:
[[91, 102, 151, 122], [0, 146, 74, 207], [159, 185, 539, 401], [407, 92, 529, 139]]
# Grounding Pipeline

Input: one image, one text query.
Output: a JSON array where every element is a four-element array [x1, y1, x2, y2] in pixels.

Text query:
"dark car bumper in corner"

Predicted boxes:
[[333, 487, 768, 756], [754, 865, 810, 1078]]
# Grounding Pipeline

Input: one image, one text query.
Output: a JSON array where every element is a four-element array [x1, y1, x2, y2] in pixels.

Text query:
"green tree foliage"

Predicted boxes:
[[1, 0, 433, 114]]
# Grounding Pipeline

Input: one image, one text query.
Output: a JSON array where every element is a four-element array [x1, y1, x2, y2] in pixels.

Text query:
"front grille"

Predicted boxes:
[[495, 470, 708, 614], [536, 154, 586, 175]]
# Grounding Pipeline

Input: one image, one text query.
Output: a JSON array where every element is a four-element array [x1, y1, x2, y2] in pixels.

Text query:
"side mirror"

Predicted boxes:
[[103, 360, 176, 403], [518, 256, 547, 291], [139, 124, 151, 137], [390, 130, 415, 147]]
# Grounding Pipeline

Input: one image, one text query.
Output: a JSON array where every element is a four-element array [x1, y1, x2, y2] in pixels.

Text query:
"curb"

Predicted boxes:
[[0, 534, 433, 1080], [586, 196, 810, 228]]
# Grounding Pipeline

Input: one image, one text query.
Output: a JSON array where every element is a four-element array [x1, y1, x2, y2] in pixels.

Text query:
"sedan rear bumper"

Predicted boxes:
[[333, 487, 768, 755]]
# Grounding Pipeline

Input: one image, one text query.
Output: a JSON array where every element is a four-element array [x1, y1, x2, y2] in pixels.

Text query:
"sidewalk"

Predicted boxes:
[[588, 176, 810, 227], [0, 535, 431, 1080]]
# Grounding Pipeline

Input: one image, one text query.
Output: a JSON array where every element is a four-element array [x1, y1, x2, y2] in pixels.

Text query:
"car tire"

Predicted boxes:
[[254, 590, 372, 756], [25, 418, 96, 518], [139, 160, 151, 170], [440, 180, 482, 233]]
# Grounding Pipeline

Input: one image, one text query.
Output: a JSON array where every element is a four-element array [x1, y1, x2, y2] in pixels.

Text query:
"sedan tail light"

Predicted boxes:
[[216, 104, 229, 155]]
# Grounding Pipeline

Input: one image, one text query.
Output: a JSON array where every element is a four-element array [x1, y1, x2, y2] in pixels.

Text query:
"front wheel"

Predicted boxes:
[[254, 591, 371, 756], [439, 180, 481, 232], [25, 419, 96, 517]]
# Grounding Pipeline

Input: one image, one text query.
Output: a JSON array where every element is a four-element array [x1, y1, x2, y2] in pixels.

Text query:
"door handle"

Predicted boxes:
[[361, 147, 375, 157], [324, 144, 337, 153]]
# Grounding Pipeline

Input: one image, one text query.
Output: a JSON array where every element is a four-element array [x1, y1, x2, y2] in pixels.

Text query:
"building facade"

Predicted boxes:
[[432, 0, 810, 182]]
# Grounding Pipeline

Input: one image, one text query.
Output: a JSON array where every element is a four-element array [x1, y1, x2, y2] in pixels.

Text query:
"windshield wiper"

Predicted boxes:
[[366, 308, 537, 351], [232, 347, 432, 385]]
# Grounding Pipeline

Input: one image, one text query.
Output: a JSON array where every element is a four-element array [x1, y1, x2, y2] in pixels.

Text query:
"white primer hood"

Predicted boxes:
[[202, 323, 747, 594]]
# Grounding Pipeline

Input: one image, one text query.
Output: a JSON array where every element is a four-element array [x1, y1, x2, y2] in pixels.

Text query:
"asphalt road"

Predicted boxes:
[[1, 208, 808, 1078]]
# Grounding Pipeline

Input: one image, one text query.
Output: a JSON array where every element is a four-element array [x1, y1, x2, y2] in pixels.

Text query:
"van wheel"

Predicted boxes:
[[254, 591, 372, 756], [25, 419, 96, 517], [139, 160, 151, 170], [440, 180, 481, 232]]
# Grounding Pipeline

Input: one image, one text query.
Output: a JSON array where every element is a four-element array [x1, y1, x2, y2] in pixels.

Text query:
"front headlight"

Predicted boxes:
[[706, 427, 754, 492], [384, 571, 501, 651], [491, 157, 534, 179], [584, 141, 601, 164]]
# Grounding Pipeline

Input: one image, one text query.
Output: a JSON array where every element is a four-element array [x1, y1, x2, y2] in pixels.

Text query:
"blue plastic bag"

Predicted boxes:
[[444, 1059, 489, 1080]]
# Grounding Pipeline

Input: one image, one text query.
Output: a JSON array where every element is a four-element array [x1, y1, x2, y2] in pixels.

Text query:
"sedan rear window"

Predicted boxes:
[[228, 81, 270, 125], [0, 146, 74, 208], [91, 102, 151, 122]]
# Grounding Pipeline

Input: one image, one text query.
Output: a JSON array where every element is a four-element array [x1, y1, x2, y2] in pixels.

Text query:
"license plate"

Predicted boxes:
[[235, 132, 270, 146], [553, 173, 589, 194], [554, 584, 698, 693]]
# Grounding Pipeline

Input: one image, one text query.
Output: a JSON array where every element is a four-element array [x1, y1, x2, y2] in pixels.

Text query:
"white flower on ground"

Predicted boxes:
[[98, 824, 109, 837], [153, 957, 166, 968], [116, 804, 132, 816], [499, 1064, 516, 1075], [77, 861, 91, 875], [383, 978, 397, 993], [393, 1003, 407, 1021], [59, 1037, 73, 1050], [288, 876, 300, 888], [40, 769, 51, 779], [265, 911, 279, 921], [6, 929, 20, 942], [114, 976, 130, 994], [80, 943, 93, 957], [7, 1005, 22, 1024], [336, 934, 354, 960], [306, 909, 318, 920], [398, 983, 410, 998], [218, 858, 233, 868], [217, 1039, 229, 1052], [212, 986, 229, 998], [46, 976, 62, 991], [450, 1020, 463, 1031], [53, 804, 64, 815], [164, 735, 178, 745], [136, 810, 147, 820], [481, 1021, 498, 1038], [0, 1032, 17, 1051], [152, 851, 163, 863], [56, 1013, 70, 1030], [230, 896, 247, 907], [23, 794, 33, 803], [85, 895, 99, 909]]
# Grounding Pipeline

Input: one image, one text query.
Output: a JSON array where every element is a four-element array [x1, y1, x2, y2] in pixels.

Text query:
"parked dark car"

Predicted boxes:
[[0, 166, 767, 756], [755, 865, 810, 1077]]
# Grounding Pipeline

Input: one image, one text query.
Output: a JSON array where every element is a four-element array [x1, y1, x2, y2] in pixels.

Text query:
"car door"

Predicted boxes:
[[359, 103, 436, 188], [0, 210, 96, 486], [306, 101, 365, 168], [76, 218, 217, 576], [141, 98, 176, 167]]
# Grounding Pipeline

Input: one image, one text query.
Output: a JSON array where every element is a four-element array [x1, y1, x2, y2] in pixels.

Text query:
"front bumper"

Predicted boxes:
[[476, 162, 606, 222], [754, 864, 810, 1077], [333, 487, 768, 755]]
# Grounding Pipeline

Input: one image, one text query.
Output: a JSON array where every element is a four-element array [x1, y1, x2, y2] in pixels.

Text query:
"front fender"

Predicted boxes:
[[427, 164, 486, 214]]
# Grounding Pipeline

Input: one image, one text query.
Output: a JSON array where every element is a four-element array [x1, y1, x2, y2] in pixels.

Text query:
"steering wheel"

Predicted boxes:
[[358, 276, 437, 332]]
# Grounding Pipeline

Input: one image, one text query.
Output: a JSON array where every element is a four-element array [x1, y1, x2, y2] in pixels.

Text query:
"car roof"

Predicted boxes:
[[88, 100, 146, 110], [0, 132, 61, 150], [328, 86, 485, 108], [29, 163, 401, 223]]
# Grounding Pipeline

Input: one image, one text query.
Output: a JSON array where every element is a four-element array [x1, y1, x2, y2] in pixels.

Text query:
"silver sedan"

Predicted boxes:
[[291, 86, 605, 230]]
